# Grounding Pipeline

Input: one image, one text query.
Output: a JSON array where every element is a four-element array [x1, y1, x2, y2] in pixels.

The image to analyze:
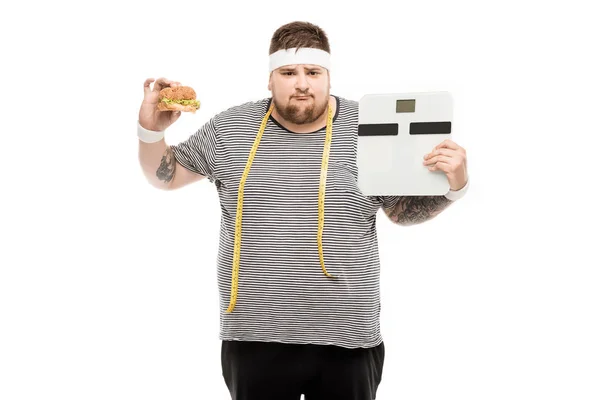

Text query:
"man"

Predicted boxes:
[[137, 21, 468, 400]]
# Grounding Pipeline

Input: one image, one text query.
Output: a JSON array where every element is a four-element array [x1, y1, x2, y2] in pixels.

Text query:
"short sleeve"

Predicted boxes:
[[169, 117, 218, 183], [378, 196, 401, 210]]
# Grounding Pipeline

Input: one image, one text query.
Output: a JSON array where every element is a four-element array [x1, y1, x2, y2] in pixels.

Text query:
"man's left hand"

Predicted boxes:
[[423, 139, 468, 191]]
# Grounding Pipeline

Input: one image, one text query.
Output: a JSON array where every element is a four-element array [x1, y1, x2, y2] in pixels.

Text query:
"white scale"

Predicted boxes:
[[357, 91, 453, 196]]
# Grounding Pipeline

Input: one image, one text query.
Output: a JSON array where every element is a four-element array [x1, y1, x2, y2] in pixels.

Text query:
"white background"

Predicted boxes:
[[1, 0, 599, 399]]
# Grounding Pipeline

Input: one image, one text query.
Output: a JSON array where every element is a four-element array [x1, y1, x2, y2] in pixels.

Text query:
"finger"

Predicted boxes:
[[170, 110, 181, 123], [428, 161, 452, 172], [144, 78, 155, 96], [423, 155, 452, 166], [152, 77, 174, 92], [424, 148, 460, 160], [434, 139, 461, 151]]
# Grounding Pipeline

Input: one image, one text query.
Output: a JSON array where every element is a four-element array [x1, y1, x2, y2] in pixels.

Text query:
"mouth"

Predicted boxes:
[[293, 96, 311, 100]]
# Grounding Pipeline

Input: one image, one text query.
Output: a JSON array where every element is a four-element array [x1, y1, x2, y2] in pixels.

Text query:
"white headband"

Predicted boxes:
[[269, 47, 331, 72]]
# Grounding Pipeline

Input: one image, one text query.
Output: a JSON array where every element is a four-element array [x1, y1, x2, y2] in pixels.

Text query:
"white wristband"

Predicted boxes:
[[137, 121, 165, 143], [444, 178, 469, 201]]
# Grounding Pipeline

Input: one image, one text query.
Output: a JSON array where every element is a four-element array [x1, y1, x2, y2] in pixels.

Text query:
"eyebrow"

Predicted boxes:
[[279, 66, 323, 72]]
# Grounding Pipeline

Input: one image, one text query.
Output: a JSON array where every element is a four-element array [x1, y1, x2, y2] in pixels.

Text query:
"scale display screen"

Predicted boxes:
[[396, 99, 415, 113]]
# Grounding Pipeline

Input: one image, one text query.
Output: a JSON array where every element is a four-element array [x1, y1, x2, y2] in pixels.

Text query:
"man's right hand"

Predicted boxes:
[[139, 77, 183, 132]]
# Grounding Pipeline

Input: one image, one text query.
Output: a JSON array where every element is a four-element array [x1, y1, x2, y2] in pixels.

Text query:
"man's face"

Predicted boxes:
[[268, 64, 330, 125]]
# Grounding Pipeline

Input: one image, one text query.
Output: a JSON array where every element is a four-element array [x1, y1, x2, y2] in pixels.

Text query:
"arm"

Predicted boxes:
[[383, 195, 453, 226], [137, 77, 208, 190], [138, 138, 205, 190], [386, 138, 470, 225]]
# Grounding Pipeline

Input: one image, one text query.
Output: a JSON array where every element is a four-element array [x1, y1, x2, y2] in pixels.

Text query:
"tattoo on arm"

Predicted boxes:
[[384, 196, 453, 225], [156, 147, 176, 183]]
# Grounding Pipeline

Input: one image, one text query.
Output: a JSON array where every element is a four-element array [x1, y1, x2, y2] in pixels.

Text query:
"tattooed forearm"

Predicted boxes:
[[156, 147, 176, 183], [384, 196, 453, 225]]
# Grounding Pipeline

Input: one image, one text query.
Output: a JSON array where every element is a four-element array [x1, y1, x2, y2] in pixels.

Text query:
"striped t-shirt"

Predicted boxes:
[[170, 95, 400, 349]]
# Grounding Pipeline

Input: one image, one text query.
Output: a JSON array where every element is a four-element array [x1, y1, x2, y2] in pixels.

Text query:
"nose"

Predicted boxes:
[[294, 71, 309, 92]]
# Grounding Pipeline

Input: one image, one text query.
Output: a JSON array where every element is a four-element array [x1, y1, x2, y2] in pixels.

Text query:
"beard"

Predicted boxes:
[[273, 93, 329, 125]]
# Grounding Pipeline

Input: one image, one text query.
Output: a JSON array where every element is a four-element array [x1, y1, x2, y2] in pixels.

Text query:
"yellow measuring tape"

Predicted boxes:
[[226, 99, 336, 313]]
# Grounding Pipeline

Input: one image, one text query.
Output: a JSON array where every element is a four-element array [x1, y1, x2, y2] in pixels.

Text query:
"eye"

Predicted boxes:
[[309, 71, 320, 75]]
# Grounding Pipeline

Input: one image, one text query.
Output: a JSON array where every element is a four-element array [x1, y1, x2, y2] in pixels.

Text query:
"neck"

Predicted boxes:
[[271, 95, 336, 134]]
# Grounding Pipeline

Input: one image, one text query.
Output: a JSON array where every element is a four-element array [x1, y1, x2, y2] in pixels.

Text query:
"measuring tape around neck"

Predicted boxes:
[[225, 99, 337, 313]]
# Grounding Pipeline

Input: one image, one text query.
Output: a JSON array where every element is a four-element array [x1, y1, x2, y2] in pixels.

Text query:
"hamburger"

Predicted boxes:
[[157, 86, 201, 113]]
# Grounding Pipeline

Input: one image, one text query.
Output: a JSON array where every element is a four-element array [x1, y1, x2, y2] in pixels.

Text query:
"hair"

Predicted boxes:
[[269, 21, 330, 55]]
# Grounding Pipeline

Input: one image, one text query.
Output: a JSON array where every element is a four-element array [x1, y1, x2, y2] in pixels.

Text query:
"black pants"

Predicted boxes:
[[221, 340, 385, 400]]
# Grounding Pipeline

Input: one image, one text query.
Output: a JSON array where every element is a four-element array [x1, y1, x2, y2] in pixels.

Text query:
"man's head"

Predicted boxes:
[[268, 21, 331, 125]]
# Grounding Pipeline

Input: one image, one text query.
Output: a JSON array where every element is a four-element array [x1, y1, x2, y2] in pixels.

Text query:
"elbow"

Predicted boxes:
[[141, 169, 174, 191], [390, 214, 437, 226], [145, 178, 173, 191], [156, 183, 174, 191], [395, 219, 424, 227]]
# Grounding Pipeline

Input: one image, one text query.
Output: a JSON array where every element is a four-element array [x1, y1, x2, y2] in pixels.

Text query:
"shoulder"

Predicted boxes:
[[337, 96, 358, 109], [214, 97, 271, 124], [333, 95, 358, 123], [336, 95, 358, 113]]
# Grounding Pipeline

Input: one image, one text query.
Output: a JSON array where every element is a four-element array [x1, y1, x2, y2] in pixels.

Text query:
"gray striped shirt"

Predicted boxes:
[[170, 95, 400, 349]]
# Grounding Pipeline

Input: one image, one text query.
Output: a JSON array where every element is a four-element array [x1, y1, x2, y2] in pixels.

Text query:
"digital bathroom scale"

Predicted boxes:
[[357, 91, 453, 196]]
